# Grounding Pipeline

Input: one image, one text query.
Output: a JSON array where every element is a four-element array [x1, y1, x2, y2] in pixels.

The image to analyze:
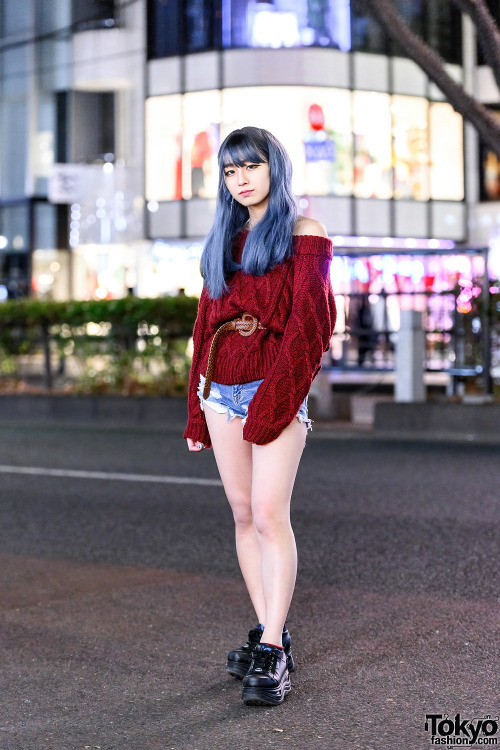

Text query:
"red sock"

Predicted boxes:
[[263, 642, 283, 650]]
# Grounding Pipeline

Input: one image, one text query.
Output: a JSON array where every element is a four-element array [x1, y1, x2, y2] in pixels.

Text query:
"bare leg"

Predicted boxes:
[[203, 407, 266, 623], [251, 419, 306, 647]]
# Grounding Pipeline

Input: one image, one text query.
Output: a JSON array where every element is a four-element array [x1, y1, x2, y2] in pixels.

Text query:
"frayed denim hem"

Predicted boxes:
[[197, 372, 312, 438]]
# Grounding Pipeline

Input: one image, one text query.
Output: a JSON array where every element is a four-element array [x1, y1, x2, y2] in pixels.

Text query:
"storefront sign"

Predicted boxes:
[[48, 164, 82, 204], [304, 140, 336, 162]]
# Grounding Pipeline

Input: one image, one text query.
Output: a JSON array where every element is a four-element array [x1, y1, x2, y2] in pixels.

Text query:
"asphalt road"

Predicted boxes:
[[0, 420, 498, 750]]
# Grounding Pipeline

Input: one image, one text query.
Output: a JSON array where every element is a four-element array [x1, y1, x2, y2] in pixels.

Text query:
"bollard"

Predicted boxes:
[[309, 353, 334, 418], [308, 353, 352, 420], [395, 310, 425, 402]]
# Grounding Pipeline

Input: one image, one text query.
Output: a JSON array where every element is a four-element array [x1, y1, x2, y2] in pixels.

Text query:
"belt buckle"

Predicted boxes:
[[238, 312, 258, 337]]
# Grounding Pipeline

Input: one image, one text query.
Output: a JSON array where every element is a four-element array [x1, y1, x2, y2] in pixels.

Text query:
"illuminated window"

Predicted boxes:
[[222, 86, 353, 196], [229, 0, 352, 51], [353, 92, 392, 199], [301, 90, 353, 196], [430, 103, 464, 201], [145, 95, 182, 201], [391, 95, 429, 201], [183, 91, 222, 199], [146, 92, 221, 201], [479, 110, 500, 202], [147, 0, 351, 57], [145, 89, 464, 204]]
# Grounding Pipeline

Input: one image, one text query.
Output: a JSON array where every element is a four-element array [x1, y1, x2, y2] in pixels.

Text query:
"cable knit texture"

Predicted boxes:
[[184, 231, 337, 446]]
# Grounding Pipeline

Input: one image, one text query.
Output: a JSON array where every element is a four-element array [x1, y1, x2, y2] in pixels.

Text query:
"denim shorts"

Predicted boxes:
[[197, 373, 312, 433]]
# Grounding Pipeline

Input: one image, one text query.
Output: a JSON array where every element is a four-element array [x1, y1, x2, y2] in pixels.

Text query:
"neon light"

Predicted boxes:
[[329, 234, 455, 250], [252, 10, 300, 48]]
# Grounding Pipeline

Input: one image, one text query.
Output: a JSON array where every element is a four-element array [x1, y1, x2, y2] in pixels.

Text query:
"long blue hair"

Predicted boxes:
[[200, 126, 297, 299]]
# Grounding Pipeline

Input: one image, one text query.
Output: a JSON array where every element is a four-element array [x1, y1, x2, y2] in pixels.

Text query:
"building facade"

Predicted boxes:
[[1, 0, 499, 373]]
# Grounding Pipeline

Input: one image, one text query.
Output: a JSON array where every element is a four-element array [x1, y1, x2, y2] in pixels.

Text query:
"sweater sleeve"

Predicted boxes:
[[183, 287, 212, 448], [242, 237, 336, 445]]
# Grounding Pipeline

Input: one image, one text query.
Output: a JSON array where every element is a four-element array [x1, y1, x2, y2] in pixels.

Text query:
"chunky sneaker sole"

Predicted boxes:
[[227, 646, 295, 679], [242, 672, 292, 706], [226, 659, 251, 679]]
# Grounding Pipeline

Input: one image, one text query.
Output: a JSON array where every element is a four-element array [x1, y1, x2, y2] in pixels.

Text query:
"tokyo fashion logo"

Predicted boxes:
[[425, 714, 499, 746]]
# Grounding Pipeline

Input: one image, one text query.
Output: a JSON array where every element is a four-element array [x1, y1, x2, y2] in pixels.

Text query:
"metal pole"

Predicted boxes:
[[41, 322, 53, 391], [482, 246, 493, 395]]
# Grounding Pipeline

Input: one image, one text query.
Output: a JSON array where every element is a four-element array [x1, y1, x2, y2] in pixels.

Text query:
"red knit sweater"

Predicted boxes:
[[184, 231, 337, 447]]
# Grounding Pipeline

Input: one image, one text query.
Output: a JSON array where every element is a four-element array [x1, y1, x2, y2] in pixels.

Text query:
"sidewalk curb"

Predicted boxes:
[[0, 394, 187, 426], [1, 395, 500, 445]]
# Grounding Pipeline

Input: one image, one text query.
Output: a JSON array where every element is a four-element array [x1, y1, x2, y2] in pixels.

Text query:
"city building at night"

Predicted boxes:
[[1, 0, 499, 377]]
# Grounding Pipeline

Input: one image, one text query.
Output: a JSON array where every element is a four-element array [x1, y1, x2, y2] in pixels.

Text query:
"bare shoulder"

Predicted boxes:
[[293, 216, 329, 238]]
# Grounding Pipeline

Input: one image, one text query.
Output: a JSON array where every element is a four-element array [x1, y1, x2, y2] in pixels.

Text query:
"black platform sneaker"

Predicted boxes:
[[241, 644, 292, 706], [226, 625, 295, 679]]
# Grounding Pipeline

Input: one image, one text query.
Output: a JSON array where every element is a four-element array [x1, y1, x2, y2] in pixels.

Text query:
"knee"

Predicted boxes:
[[227, 491, 253, 529], [252, 499, 289, 538]]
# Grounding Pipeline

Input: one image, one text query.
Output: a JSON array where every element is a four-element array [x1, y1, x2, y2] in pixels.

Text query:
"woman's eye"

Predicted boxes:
[[224, 170, 234, 177], [247, 164, 258, 170]]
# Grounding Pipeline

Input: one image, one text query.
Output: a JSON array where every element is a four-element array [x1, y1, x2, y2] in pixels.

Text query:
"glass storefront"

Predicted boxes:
[[329, 250, 489, 373], [391, 95, 429, 201], [67, 238, 493, 377], [146, 87, 464, 204], [147, 0, 461, 60], [69, 240, 204, 300], [353, 91, 392, 199], [220, 86, 353, 198], [148, 0, 351, 57], [32, 248, 70, 300], [479, 110, 500, 202], [226, 0, 351, 51], [184, 91, 221, 199], [430, 103, 464, 202]]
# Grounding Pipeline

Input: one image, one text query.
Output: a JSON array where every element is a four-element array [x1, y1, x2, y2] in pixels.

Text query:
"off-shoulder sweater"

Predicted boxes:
[[184, 231, 337, 447]]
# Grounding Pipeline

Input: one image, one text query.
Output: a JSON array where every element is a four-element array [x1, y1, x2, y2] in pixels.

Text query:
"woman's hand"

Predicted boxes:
[[186, 438, 207, 452]]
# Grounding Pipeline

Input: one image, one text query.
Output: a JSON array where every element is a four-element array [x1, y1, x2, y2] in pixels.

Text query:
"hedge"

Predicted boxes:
[[0, 295, 200, 395], [0, 295, 199, 334]]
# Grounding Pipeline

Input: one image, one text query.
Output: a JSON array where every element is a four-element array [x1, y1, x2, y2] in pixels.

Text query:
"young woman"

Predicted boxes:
[[184, 126, 336, 706]]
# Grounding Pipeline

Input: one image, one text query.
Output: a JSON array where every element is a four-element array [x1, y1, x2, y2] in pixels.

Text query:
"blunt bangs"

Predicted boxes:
[[220, 131, 269, 169]]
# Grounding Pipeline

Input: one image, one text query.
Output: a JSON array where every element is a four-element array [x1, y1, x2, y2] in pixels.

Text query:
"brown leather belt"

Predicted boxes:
[[203, 312, 265, 399]]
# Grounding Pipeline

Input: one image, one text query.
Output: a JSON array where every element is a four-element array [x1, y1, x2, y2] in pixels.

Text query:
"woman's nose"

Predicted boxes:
[[237, 168, 248, 185]]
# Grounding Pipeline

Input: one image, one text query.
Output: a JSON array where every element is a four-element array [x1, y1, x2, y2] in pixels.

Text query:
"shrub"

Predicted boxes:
[[0, 296, 199, 395]]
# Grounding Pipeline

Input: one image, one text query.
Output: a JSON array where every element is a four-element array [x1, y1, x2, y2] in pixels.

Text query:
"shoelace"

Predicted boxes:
[[250, 647, 277, 674]]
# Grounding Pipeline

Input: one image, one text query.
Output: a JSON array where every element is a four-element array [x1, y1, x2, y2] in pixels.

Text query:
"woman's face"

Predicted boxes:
[[223, 160, 270, 210]]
